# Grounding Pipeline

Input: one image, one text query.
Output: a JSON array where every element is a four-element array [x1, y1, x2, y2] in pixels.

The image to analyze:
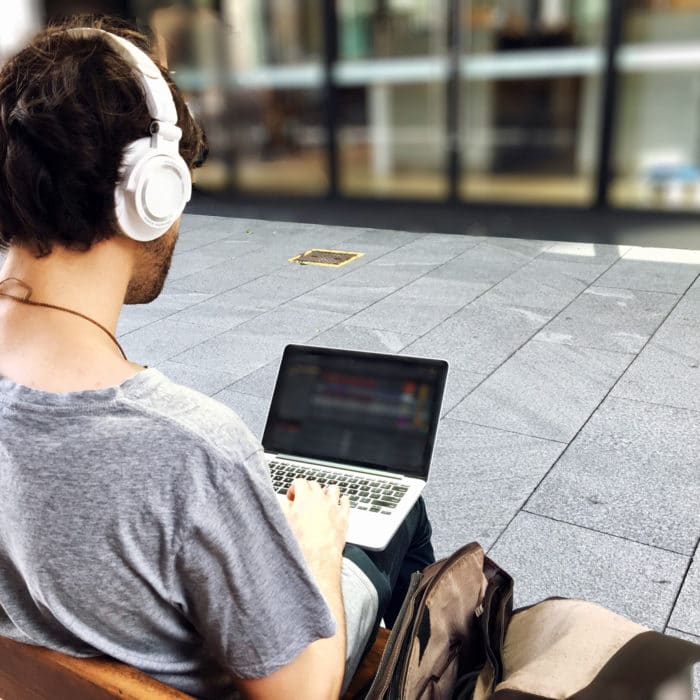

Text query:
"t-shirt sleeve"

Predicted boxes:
[[173, 446, 337, 679]]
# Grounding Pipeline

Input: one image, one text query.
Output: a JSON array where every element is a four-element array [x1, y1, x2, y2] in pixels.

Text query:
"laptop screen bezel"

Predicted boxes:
[[262, 344, 448, 479]]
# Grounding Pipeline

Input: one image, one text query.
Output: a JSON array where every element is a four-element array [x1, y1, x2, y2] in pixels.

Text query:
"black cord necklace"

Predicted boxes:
[[0, 277, 128, 361]]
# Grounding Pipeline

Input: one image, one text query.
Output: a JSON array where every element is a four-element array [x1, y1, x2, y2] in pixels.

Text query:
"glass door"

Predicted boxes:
[[611, 0, 700, 211], [335, 0, 450, 199], [459, 0, 607, 205]]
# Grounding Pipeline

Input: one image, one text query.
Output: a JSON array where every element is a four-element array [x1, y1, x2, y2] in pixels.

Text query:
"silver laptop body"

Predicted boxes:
[[262, 345, 448, 551]]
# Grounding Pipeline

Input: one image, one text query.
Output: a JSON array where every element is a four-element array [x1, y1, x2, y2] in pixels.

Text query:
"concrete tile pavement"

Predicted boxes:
[[112, 214, 700, 642]]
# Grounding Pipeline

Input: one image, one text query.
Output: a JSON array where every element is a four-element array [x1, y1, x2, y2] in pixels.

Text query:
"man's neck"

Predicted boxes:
[[0, 242, 131, 334], [0, 241, 142, 392]]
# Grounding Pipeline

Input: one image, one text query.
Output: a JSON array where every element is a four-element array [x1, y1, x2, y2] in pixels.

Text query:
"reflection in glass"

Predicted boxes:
[[148, 0, 328, 195], [335, 0, 449, 199], [611, 0, 700, 210], [459, 0, 605, 204]]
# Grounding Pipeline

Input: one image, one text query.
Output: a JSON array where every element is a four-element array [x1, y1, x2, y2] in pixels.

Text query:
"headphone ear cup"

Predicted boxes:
[[115, 137, 192, 242]]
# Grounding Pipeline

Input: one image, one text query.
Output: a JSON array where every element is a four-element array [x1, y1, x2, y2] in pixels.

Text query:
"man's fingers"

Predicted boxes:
[[289, 478, 329, 503], [324, 484, 341, 501]]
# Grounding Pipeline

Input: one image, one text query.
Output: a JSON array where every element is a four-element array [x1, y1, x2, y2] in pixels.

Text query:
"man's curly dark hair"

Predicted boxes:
[[0, 16, 206, 257]]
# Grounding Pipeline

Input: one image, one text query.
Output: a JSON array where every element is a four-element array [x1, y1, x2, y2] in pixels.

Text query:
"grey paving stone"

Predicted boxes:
[[117, 291, 212, 336], [403, 298, 549, 374], [449, 341, 634, 442], [666, 629, 700, 698], [274, 259, 360, 285], [669, 557, 700, 637], [666, 288, 700, 325], [487, 512, 688, 630], [611, 328, 700, 413], [526, 397, 700, 554], [236, 273, 331, 308], [536, 286, 679, 354], [424, 419, 564, 558], [167, 249, 283, 294], [337, 259, 436, 288], [310, 324, 418, 354], [172, 274, 334, 331], [483, 258, 609, 314], [596, 259, 700, 294], [338, 227, 424, 247], [180, 213, 221, 232], [180, 214, 266, 239], [230, 362, 281, 400], [482, 236, 553, 257], [116, 314, 152, 337], [291, 280, 395, 314], [167, 297, 261, 331], [172, 331, 283, 380], [349, 277, 485, 336], [172, 307, 346, 379], [439, 366, 485, 416], [157, 360, 238, 396], [119, 319, 221, 367], [428, 241, 534, 285], [174, 237, 261, 264], [213, 389, 270, 440], [175, 220, 237, 248], [602, 294, 700, 414], [375, 233, 481, 266], [541, 241, 629, 265], [173, 271, 331, 330]]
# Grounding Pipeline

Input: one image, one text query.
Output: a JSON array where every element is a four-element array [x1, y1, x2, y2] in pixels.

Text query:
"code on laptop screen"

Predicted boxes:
[[262, 345, 447, 478]]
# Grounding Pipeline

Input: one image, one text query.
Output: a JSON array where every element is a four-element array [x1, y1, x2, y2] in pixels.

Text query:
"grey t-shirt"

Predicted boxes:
[[0, 368, 377, 698]]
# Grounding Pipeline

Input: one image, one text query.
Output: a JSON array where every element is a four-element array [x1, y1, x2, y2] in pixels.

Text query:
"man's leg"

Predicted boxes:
[[343, 497, 435, 647]]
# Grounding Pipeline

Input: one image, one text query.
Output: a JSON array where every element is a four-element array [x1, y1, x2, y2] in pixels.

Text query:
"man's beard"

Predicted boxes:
[[123, 229, 177, 304]]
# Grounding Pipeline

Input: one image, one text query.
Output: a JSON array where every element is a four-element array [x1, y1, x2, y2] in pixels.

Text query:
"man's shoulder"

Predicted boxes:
[[124, 369, 262, 468]]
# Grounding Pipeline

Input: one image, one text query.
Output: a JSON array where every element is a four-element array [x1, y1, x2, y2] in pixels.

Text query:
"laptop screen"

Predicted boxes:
[[262, 345, 448, 478]]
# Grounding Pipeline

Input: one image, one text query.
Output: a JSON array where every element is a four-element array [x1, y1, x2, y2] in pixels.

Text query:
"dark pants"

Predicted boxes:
[[343, 497, 435, 650]]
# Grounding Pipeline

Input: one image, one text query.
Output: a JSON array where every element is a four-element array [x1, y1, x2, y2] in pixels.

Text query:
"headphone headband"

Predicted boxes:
[[65, 28, 177, 125], [65, 27, 192, 242]]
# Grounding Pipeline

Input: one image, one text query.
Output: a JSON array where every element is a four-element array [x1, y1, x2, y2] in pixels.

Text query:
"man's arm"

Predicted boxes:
[[234, 480, 350, 700]]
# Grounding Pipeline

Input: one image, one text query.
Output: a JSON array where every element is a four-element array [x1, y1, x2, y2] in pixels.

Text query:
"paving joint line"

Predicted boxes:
[[479, 250, 658, 555], [516, 282, 690, 515], [161, 230, 483, 391], [663, 555, 695, 632], [121, 229, 421, 340], [486, 284, 696, 610], [440, 416, 569, 445], [440, 247, 628, 422], [518, 509, 692, 558], [607, 394, 700, 416], [302, 236, 514, 348]]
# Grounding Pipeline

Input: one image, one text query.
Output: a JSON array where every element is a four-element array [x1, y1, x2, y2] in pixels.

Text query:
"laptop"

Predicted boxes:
[[262, 344, 448, 551]]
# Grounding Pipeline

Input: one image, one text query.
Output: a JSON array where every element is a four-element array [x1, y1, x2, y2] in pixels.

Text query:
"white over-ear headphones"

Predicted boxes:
[[68, 28, 192, 242]]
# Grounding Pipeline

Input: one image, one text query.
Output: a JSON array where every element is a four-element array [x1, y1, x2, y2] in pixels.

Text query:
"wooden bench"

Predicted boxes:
[[0, 628, 389, 700]]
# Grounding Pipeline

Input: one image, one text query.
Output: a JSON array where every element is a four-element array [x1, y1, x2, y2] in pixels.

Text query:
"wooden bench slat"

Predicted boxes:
[[0, 636, 192, 699], [0, 628, 389, 700]]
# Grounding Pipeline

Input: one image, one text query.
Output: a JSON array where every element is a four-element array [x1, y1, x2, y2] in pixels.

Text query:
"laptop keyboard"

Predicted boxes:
[[269, 459, 409, 516]]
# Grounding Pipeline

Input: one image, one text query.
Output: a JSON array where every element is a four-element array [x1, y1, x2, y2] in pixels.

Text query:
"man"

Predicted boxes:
[[0, 17, 435, 700]]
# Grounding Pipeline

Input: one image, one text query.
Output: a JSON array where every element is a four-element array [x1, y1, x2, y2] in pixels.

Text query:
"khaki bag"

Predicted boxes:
[[472, 597, 700, 700], [363, 542, 700, 700]]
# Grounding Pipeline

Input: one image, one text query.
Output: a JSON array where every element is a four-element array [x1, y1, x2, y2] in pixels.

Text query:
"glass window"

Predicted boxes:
[[610, 0, 700, 211], [335, 0, 449, 199], [147, 0, 329, 195], [459, 0, 606, 205]]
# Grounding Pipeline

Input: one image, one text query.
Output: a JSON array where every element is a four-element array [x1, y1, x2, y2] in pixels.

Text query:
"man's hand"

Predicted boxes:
[[234, 481, 350, 700], [281, 479, 350, 581]]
